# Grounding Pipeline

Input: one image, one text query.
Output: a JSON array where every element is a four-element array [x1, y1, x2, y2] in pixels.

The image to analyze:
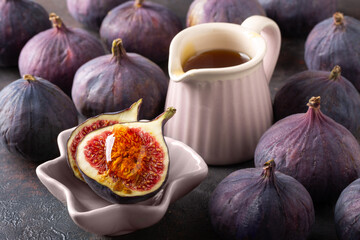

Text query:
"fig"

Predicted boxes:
[[186, 0, 265, 27], [305, 12, 360, 92], [273, 66, 360, 141], [0, 0, 51, 67], [258, 0, 336, 37], [72, 38, 168, 120], [255, 97, 360, 203], [18, 13, 106, 96], [99, 0, 183, 63], [0, 74, 78, 162], [209, 160, 315, 240], [76, 107, 176, 204], [67, 99, 142, 182], [335, 178, 360, 240], [66, 0, 126, 31]]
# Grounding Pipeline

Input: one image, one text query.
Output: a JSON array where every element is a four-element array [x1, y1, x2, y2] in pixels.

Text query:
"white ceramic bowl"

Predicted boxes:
[[36, 128, 208, 236]]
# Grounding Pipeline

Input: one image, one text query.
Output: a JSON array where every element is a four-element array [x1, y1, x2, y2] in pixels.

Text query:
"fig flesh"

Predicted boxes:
[[67, 99, 142, 182], [255, 97, 360, 203], [99, 0, 182, 63], [305, 12, 360, 92], [76, 107, 176, 204], [18, 13, 105, 96], [0, 74, 78, 161], [209, 160, 315, 240], [186, 0, 265, 27], [0, 0, 51, 67], [273, 66, 360, 141], [72, 38, 168, 120]]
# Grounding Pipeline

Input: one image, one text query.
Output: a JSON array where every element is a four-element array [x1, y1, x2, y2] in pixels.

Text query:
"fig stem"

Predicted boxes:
[[333, 12, 344, 26], [262, 159, 275, 180], [153, 107, 176, 126], [134, 0, 145, 7], [111, 38, 128, 63], [307, 96, 321, 110], [49, 13, 64, 29], [329, 65, 341, 81], [23, 74, 36, 82]]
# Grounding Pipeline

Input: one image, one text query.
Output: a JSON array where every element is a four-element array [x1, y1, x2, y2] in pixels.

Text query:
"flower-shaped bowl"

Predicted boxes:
[[36, 128, 208, 236]]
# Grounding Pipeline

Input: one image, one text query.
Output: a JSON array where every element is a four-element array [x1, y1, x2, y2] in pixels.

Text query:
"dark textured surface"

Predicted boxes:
[[1, 0, 356, 239]]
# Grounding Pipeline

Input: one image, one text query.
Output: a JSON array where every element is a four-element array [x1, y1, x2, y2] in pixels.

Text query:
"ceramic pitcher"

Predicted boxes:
[[164, 16, 281, 165]]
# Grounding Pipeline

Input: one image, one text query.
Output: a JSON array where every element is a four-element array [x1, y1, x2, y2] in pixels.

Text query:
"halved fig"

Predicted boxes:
[[76, 107, 176, 204], [67, 99, 142, 181]]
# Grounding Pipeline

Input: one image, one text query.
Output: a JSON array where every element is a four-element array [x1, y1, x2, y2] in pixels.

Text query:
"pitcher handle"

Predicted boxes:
[[241, 16, 281, 83]]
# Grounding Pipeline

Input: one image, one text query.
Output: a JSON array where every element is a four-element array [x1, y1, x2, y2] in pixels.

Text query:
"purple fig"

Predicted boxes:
[[0, 0, 51, 67], [18, 13, 106, 96], [0, 74, 78, 162], [258, 0, 336, 37], [273, 66, 360, 141], [72, 38, 169, 120], [255, 96, 360, 203], [209, 160, 315, 240], [99, 0, 183, 63], [305, 12, 360, 92], [335, 178, 360, 240], [66, 0, 126, 31], [186, 0, 265, 27]]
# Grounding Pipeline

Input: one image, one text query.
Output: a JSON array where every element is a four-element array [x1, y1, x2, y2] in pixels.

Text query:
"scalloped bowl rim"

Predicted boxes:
[[36, 127, 208, 236]]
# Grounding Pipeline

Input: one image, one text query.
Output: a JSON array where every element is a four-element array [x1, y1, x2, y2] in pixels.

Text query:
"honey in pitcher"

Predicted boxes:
[[183, 49, 251, 72]]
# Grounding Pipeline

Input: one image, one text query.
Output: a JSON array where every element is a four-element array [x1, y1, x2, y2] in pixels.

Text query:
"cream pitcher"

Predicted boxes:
[[164, 16, 281, 165]]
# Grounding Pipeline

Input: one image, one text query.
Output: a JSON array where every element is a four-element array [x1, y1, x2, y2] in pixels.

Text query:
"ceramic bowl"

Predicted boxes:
[[36, 127, 208, 236]]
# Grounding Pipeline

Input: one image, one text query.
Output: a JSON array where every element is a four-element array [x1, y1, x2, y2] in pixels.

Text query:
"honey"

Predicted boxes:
[[183, 49, 251, 72]]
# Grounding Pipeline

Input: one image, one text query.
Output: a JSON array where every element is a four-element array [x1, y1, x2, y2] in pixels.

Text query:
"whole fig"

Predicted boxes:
[[66, 0, 126, 31], [0, 0, 51, 67], [335, 178, 360, 240], [305, 12, 360, 92], [100, 0, 182, 63], [72, 39, 168, 120], [0, 74, 78, 162], [255, 97, 360, 203], [258, 0, 336, 37], [273, 65, 360, 141], [18, 13, 106, 96], [209, 160, 315, 240], [186, 0, 265, 27]]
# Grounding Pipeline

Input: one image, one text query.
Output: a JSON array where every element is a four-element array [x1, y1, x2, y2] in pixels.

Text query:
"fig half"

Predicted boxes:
[[76, 107, 176, 204], [67, 99, 142, 182]]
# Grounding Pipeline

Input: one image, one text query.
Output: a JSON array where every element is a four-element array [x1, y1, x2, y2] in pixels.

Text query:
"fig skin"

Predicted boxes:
[[99, 0, 183, 63], [18, 13, 106, 96], [305, 12, 360, 92], [0, 74, 78, 162], [209, 160, 315, 240], [273, 66, 360, 141], [334, 178, 360, 240], [0, 0, 51, 67], [72, 39, 168, 120], [186, 0, 265, 27], [258, 0, 336, 37], [66, 0, 126, 31], [255, 97, 360, 203]]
